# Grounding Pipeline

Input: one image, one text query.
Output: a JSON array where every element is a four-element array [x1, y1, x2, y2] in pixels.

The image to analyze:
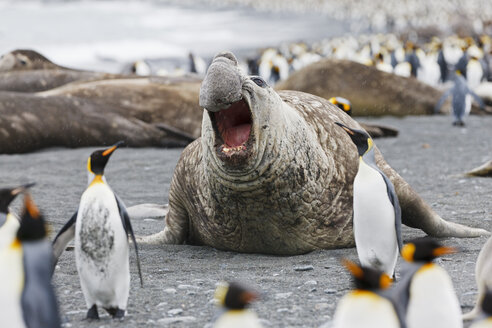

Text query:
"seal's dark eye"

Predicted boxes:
[[251, 76, 267, 88]]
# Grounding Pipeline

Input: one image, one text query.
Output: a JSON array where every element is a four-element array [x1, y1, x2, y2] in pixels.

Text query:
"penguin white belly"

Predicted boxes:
[[214, 310, 262, 328], [406, 264, 463, 328], [0, 214, 20, 249], [332, 291, 400, 328], [465, 94, 472, 116], [0, 243, 27, 328], [467, 61, 484, 90], [353, 160, 398, 276], [394, 62, 411, 77], [75, 183, 129, 310]]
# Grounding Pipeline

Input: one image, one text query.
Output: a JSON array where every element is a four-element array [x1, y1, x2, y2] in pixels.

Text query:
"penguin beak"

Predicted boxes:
[[335, 122, 355, 136], [342, 258, 364, 279], [10, 182, 36, 196], [24, 192, 40, 220], [433, 246, 457, 257], [102, 141, 124, 157], [240, 290, 259, 305]]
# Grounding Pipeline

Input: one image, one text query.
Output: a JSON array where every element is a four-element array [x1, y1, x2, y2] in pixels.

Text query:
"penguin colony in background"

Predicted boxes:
[[137, 33, 492, 91]]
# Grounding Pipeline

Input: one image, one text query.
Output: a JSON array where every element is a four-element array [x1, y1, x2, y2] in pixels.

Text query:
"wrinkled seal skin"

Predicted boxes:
[[141, 52, 488, 255]]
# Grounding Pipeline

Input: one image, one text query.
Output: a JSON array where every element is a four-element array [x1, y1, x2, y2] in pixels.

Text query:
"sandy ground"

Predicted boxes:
[[0, 114, 491, 327]]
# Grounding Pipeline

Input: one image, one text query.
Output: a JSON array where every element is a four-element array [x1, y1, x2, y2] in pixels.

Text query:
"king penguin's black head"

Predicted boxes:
[[401, 237, 457, 263], [335, 122, 372, 156], [342, 259, 392, 291], [215, 281, 259, 310], [17, 192, 46, 241], [329, 97, 352, 116], [87, 141, 124, 175], [0, 182, 35, 214]]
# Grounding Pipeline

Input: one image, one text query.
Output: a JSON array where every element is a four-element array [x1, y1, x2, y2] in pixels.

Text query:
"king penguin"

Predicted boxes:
[[332, 259, 404, 328], [0, 191, 61, 328], [0, 183, 34, 250], [397, 238, 462, 328], [335, 122, 402, 278], [434, 71, 485, 126], [463, 234, 492, 320], [52, 141, 143, 319], [469, 288, 492, 328], [329, 97, 352, 116], [213, 281, 262, 328]]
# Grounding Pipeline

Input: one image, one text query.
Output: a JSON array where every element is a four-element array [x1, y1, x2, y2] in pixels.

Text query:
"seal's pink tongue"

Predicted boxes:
[[214, 99, 252, 147]]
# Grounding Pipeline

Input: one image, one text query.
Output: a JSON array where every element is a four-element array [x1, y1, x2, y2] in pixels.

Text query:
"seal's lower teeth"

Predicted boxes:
[[222, 144, 246, 153]]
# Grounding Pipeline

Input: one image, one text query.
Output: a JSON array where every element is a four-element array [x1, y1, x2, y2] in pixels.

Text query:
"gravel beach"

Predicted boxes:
[[1, 114, 491, 327]]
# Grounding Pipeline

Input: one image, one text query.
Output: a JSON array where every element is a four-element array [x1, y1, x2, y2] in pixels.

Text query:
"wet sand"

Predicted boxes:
[[1, 114, 491, 327]]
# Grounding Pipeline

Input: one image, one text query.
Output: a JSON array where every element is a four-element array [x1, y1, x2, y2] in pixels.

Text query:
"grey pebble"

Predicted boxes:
[[275, 292, 293, 299], [294, 265, 314, 271], [177, 284, 197, 290], [167, 308, 184, 316], [304, 280, 318, 285], [324, 289, 336, 294], [158, 316, 197, 324]]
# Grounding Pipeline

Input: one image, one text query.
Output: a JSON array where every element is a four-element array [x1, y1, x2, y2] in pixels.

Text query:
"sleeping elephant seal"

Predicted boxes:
[[140, 52, 488, 255], [0, 49, 123, 92]]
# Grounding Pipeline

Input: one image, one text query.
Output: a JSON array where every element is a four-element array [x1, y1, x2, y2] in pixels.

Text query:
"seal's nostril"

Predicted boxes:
[[214, 51, 238, 66]]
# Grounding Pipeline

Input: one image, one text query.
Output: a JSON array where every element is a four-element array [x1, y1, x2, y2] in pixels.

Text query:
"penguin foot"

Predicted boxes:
[[86, 305, 99, 320], [105, 307, 125, 319]]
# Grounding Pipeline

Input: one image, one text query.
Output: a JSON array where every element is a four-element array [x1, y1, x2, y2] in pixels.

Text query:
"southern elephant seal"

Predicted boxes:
[[0, 49, 123, 92], [140, 52, 488, 255], [0, 77, 202, 153], [275, 59, 489, 117]]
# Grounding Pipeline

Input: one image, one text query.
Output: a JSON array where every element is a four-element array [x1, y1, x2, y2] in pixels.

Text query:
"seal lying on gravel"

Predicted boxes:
[[140, 52, 488, 255], [0, 49, 124, 92]]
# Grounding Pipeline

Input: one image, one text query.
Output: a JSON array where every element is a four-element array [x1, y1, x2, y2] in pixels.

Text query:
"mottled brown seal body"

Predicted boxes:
[[276, 59, 446, 117], [0, 49, 125, 92], [140, 52, 488, 255], [0, 77, 202, 154]]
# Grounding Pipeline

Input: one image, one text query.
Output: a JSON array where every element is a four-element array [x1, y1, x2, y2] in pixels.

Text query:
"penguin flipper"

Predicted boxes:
[[382, 174, 403, 251], [115, 195, 144, 287], [52, 211, 77, 269], [435, 89, 452, 114]]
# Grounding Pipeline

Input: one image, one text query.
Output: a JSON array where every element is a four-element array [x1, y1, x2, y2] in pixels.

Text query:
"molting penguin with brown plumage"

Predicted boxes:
[[52, 141, 143, 320]]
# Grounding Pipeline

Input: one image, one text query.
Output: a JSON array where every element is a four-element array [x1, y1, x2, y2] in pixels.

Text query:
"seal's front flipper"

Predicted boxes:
[[127, 203, 169, 220], [466, 160, 492, 177]]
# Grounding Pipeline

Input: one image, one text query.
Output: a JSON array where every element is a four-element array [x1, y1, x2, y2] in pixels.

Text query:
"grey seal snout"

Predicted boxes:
[[199, 51, 244, 112]]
